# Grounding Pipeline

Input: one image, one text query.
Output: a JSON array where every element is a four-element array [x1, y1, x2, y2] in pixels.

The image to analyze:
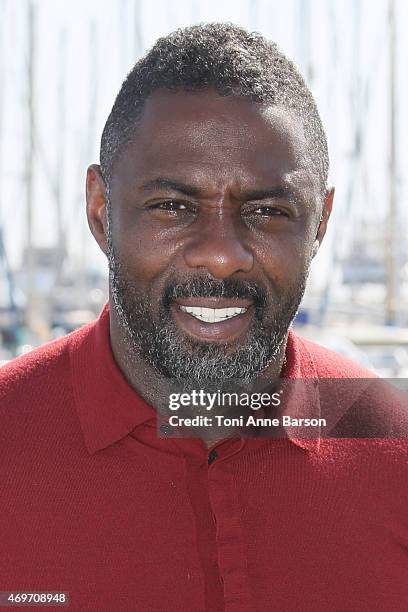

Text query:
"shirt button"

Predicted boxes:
[[159, 424, 173, 436], [208, 449, 218, 465]]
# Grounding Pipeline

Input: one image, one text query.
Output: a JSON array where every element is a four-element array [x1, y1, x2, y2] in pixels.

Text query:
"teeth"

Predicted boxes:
[[179, 306, 247, 323]]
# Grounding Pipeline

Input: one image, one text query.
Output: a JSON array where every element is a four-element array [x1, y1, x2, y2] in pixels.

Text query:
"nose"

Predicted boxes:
[[183, 211, 254, 278]]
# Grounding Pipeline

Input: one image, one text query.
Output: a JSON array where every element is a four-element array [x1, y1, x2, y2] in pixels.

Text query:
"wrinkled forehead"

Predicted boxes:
[[112, 90, 315, 194]]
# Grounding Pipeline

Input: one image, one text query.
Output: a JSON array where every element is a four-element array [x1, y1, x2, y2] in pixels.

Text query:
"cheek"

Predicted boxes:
[[253, 231, 312, 286], [111, 216, 182, 283]]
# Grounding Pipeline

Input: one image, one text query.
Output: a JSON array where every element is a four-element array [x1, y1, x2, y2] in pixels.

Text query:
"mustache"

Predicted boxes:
[[163, 276, 267, 308]]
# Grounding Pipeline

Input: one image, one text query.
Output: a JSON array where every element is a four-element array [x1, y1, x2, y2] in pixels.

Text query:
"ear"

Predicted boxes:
[[86, 164, 109, 256], [312, 186, 334, 258]]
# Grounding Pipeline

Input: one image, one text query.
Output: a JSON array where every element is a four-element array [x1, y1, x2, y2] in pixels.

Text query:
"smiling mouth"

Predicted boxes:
[[179, 305, 247, 323], [171, 297, 254, 342]]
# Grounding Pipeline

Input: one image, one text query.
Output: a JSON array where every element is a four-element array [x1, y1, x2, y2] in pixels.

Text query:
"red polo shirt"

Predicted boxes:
[[1, 304, 407, 611]]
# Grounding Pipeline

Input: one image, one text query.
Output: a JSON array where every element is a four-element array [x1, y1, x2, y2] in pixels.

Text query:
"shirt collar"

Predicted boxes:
[[70, 303, 320, 455], [70, 303, 156, 454], [280, 327, 321, 452]]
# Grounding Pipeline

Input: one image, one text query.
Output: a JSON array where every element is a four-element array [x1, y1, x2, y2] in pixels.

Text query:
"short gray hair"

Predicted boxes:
[[100, 22, 329, 194]]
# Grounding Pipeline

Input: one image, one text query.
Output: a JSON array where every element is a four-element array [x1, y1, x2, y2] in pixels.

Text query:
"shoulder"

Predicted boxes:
[[289, 333, 408, 438], [293, 332, 377, 379], [0, 321, 95, 407]]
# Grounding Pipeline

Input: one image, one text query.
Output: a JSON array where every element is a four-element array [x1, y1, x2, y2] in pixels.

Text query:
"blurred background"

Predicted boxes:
[[0, 0, 407, 376]]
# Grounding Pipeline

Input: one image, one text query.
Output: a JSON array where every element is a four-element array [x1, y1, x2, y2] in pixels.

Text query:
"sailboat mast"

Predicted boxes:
[[385, 0, 398, 325], [55, 28, 66, 285], [25, 0, 36, 335]]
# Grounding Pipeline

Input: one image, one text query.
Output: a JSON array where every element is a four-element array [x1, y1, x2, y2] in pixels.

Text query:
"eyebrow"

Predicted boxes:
[[240, 187, 294, 201], [140, 177, 295, 202], [140, 177, 201, 197]]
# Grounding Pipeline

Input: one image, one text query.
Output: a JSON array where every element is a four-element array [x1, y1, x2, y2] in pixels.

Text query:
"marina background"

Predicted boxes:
[[0, 0, 407, 377]]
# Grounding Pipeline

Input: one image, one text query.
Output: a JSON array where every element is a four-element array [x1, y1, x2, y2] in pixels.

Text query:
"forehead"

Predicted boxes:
[[112, 89, 313, 192]]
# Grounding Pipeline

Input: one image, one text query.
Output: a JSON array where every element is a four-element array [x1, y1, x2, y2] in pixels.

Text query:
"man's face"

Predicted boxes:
[[102, 90, 328, 385]]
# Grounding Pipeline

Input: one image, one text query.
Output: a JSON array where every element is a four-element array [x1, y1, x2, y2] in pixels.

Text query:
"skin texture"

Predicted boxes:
[[86, 89, 334, 446]]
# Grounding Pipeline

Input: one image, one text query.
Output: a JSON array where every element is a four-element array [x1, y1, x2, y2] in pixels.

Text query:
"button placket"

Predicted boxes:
[[207, 444, 255, 611]]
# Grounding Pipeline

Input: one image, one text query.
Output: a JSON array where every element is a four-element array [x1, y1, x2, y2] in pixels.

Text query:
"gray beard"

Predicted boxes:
[[106, 208, 309, 389]]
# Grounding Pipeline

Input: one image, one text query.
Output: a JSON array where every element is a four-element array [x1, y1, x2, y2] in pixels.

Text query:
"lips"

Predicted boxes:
[[179, 305, 247, 323], [172, 297, 254, 342]]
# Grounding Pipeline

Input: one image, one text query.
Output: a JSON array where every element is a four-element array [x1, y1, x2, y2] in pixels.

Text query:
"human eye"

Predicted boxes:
[[150, 200, 188, 213], [148, 200, 196, 218], [251, 206, 290, 218], [241, 186, 297, 224], [242, 204, 292, 222]]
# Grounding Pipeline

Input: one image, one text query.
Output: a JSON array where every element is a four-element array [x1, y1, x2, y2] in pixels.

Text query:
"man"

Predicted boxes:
[[1, 23, 407, 612]]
